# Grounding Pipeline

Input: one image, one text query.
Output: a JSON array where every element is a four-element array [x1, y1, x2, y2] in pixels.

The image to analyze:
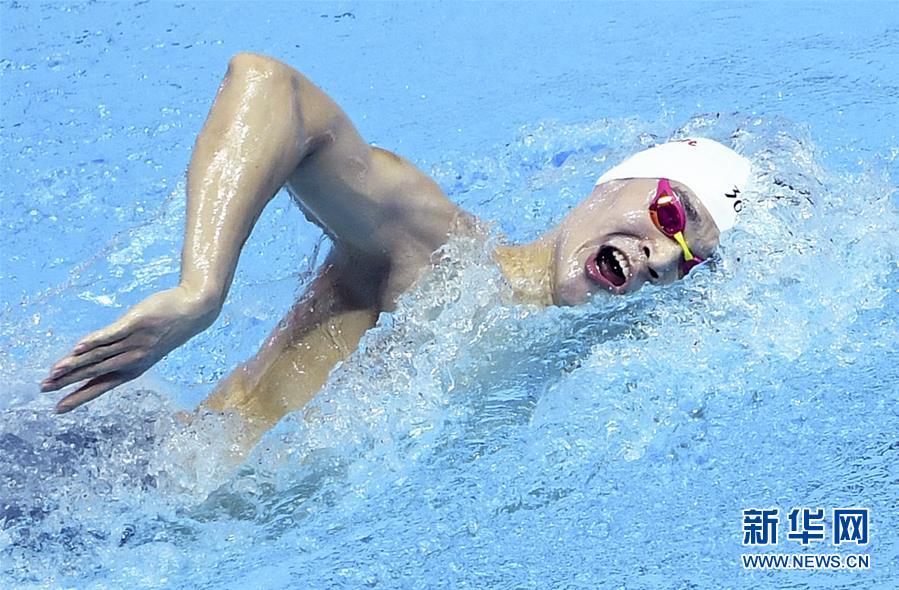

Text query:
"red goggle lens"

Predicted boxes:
[[650, 200, 687, 236], [651, 179, 704, 276]]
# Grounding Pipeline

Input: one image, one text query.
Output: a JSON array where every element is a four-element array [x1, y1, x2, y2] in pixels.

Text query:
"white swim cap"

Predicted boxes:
[[595, 138, 752, 232]]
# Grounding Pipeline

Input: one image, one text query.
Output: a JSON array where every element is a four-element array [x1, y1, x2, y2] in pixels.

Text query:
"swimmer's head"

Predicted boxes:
[[547, 138, 752, 305]]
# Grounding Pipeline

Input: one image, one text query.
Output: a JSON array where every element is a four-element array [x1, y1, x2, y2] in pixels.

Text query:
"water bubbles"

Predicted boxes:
[[4, 112, 897, 587]]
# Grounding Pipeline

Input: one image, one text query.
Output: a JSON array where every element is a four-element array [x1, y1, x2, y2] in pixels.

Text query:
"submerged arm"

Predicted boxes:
[[199, 247, 384, 442]]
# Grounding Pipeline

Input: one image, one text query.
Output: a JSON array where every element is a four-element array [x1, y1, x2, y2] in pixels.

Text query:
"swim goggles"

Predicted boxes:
[[649, 178, 703, 275]]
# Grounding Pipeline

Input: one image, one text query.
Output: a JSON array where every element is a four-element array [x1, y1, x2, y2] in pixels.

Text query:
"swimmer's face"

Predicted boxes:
[[549, 178, 720, 305]]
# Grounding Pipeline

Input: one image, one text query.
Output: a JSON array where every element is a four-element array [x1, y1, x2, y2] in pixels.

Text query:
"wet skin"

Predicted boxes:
[[548, 178, 720, 305], [41, 52, 719, 451]]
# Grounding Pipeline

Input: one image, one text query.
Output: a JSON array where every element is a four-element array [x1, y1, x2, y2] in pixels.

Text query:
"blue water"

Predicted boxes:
[[2, 2, 898, 589]]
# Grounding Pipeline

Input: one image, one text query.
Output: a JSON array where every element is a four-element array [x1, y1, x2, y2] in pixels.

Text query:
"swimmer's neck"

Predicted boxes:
[[492, 234, 556, 306]]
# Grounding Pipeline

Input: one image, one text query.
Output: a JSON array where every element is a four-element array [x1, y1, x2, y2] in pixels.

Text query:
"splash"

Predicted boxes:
[[2, 115, 897, 588]]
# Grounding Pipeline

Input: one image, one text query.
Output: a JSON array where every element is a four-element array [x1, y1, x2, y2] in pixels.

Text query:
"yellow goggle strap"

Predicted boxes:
[[672, 231, 696, 262]]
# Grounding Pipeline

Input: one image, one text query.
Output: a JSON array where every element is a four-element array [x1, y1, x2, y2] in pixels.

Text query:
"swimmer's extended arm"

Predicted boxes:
[[42, 53, 308, 411], [42, 53, 458, 413]]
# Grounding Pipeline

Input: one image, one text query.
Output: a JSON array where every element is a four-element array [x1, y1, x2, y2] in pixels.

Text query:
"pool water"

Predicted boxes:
[[2, 2, 897, 589]]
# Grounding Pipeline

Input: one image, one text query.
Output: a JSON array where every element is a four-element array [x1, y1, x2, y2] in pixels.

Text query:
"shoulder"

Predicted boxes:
[[345, 150, 476, 309], [350, 146, 464, 255]]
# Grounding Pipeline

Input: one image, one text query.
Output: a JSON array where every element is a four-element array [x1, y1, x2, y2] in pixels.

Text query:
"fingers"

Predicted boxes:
[[55, 371, 132, 414], [71, 319, 133, 355], [43, 349, 144, 392], [43, 338, 136, 391]]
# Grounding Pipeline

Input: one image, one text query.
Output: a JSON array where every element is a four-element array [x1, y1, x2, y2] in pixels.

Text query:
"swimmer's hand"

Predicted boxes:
[[41, 286, 218, 413]]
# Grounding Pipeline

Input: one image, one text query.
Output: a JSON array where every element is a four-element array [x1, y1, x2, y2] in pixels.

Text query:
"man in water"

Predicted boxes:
[[41, 53, 750, 445]]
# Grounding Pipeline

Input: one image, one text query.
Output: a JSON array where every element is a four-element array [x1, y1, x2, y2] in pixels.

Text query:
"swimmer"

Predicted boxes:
[[41, 53, 750, 446]]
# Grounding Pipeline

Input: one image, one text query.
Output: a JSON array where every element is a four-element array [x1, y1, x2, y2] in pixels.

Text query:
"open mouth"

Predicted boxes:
[[587, 245, 630, 288]]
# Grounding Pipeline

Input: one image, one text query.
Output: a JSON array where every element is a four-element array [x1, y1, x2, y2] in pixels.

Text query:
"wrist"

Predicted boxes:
[[176, 283, 223, 325]]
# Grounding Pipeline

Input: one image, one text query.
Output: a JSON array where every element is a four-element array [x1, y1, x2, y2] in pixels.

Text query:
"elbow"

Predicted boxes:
[[225, 52, 303, 121], [222, 52, 306, 149], [227, 52, 295, 81]]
